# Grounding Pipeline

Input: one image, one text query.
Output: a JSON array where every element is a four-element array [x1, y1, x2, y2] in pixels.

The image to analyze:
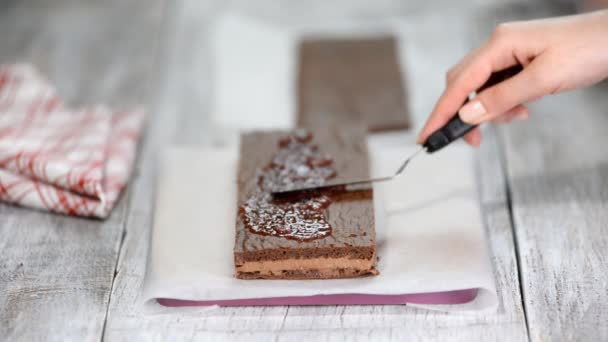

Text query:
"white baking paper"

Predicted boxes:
[[142, 137, 498, 312]]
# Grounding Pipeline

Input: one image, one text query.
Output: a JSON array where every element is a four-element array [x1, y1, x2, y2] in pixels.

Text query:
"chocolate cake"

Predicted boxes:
[[297, 36, 410, 132], [234, 124, 378, 279]]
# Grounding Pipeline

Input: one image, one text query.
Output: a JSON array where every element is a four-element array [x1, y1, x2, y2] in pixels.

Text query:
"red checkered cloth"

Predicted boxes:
[[0, 64, 145, 218]]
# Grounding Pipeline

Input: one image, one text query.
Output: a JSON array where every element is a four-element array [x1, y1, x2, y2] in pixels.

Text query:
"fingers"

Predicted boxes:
[[417, 40, 513, 144], [417, 23, 540, 145], [445, 47, 483, 85], [426, 59, 490, 133], [463, 127, 481, 147], [416, 89, 468, 145], [491, 105, 529, 124], [461, 106, 528, 148], [458, 61, 550, 124]]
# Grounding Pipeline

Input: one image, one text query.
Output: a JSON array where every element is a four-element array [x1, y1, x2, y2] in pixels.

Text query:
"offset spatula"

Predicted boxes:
[[272, 64, 523, 199]]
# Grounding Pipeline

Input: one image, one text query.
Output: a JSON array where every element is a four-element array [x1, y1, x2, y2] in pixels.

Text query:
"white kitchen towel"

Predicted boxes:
[[142, 136, 498, 313], [0, 64, 145, 218]]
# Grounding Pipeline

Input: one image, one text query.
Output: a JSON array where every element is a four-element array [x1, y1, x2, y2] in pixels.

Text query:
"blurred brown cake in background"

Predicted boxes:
[[297, 36, 410, 132]]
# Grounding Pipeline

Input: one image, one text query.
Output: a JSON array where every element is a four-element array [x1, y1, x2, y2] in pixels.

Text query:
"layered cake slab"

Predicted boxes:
[[297, 36, 410, 132], [234, 124, 378, 279]]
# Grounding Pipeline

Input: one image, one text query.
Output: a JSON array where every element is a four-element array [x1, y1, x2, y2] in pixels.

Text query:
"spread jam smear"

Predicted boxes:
[[239, 129, 336, 241]]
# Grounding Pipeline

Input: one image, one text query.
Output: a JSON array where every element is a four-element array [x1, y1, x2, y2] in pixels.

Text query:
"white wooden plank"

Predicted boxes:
[[0, 1, 165, 341], [476, 3, 608, 340], [501, 87, 608, 341], [103, 1, 527, 341]]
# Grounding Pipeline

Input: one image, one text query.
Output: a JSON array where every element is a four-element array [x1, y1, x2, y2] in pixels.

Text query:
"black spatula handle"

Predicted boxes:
[[423, 64, 523, 153]]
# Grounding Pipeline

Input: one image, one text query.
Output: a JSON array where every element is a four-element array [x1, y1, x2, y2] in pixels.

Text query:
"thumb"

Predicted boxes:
[[458, 62, 551, 124]]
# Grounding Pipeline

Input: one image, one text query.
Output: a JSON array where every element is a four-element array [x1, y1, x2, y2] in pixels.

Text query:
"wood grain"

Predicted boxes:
[[477, 3, 608, 341], [501, 89, 608, 341], [297, 37, 410, 132], [0, 1, 165, 341]]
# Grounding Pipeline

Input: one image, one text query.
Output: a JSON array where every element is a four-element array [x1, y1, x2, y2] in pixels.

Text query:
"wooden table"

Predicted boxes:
[[1, 1, 606, 341]]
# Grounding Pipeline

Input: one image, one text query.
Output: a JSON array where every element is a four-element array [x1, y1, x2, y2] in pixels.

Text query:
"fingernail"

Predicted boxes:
[[459, 100, 487, 123]]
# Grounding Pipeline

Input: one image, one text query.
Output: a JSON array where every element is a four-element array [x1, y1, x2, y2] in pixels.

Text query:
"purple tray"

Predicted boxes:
[[158, 288, 478, 307]]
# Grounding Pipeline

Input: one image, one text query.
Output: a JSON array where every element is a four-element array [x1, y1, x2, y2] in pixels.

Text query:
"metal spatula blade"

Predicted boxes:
[[271, 147, 425, 199]]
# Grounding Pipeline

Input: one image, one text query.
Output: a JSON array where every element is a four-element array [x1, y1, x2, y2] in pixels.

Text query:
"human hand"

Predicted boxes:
[[417, 10, 608, 147]]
